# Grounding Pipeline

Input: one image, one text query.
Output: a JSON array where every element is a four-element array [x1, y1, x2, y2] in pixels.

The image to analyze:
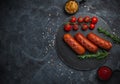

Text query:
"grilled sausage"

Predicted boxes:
[[74, 32, 98, 53], [87, 32, 112, 50], [63, 34, 85, 55]]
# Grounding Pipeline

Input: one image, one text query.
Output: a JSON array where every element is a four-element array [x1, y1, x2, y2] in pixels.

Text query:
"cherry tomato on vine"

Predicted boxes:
[[91, 16, 98, 24], [64, 24, 72, 32], [89, 24, 95, 30], [73, 24, 79, 31], [70, 16, 77, 23], [81, 24, 88, 31], [77, 16, 84, 23], [84, 16, 91, 22]]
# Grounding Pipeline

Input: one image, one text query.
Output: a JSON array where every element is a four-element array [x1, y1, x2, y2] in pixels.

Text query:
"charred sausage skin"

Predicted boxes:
[[87, 32, 112, 50], [74, 32, 98, 53], [63, 34, 85, 55]]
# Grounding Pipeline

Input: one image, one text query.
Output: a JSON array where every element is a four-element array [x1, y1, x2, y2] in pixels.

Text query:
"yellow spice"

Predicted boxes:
[[65, 1, 78, 14]]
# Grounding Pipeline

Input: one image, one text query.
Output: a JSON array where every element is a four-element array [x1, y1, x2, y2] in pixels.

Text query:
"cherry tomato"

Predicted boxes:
[[73, 24, 79, 31], [89, 24, 95, 30], [70, 16, 77, 23], [77, 16, 84, 23], [97, 66, 112, 80], [64, 24, 72, 32], [91, 16, 98, 24], [84, 16, 91, 22], [82, 24, 88, 31]]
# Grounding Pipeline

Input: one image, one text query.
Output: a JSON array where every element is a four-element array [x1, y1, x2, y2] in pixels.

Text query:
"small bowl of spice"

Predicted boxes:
[[65, 0, 79, 14]]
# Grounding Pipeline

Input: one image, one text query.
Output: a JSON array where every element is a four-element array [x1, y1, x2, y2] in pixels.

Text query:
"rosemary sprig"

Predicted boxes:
[[78, 50, 109, 60], [97, 27, 120, 44]]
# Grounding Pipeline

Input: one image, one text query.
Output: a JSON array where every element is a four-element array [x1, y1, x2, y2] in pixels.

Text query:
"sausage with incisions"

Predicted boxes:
[[74, 32, 98, 53], [63, 34, 85, 55], [87, 32, 112, 50]]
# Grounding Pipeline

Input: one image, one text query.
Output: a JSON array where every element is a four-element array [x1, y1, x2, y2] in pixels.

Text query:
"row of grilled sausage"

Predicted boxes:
[[63, 32, 112, 55]]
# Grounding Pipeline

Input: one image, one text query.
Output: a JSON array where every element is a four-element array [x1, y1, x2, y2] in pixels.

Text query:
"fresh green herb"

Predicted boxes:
[[78, 50, 109, 60], [97, 27, 120, 44]]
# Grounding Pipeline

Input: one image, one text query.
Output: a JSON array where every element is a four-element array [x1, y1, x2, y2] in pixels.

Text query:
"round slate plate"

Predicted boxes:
[[55, 13, 112, 70]]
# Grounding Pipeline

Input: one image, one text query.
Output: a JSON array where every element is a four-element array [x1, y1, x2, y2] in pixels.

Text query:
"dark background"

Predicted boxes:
[[0, 0, 120, 84]]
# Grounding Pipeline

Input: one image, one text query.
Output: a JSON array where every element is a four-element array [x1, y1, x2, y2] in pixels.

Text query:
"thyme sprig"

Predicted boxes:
[[97, 27, 120, 44]]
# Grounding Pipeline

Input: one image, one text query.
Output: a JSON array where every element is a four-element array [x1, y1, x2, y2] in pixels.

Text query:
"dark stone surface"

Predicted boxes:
[[0, 0, 120, 84]]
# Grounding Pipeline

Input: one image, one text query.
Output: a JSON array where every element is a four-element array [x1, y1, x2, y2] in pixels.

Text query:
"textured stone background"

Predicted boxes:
[[0, 0, 120, 84]]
